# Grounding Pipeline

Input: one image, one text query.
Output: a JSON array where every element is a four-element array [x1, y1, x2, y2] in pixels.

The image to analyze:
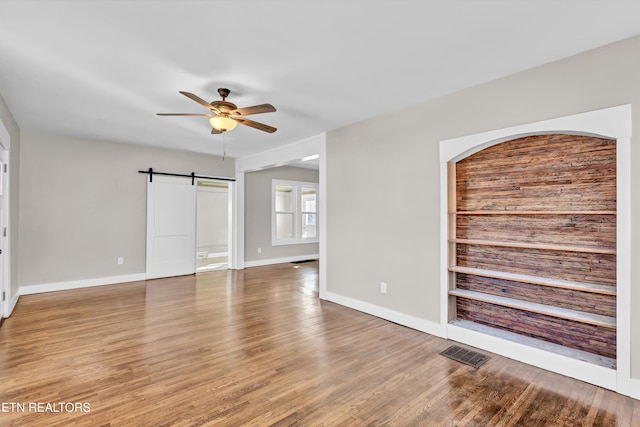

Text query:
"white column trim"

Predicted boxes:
[[232, 171, 245, 269], [319, 134, 328, 299]]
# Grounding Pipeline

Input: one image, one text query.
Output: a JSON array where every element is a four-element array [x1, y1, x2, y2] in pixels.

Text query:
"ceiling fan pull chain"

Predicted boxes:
[[222, 133, 227, 161]]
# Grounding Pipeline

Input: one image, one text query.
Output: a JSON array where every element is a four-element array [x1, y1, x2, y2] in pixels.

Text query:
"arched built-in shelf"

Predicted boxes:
[[447, 133, 617, 365]]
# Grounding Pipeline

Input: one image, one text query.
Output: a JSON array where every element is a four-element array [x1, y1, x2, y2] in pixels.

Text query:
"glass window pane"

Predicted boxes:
[[275, 185, 294, 212], [276, 213, 294, 240], [301, 187, 316, 213], [301, 214, 317, 239]]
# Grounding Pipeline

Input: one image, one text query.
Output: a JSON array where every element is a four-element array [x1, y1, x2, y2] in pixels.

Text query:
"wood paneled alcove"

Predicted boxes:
[[448, 133, 617, 366]]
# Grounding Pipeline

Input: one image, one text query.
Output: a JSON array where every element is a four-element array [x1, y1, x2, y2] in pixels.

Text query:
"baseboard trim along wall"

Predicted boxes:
[[244, 254, 319, 268], [627, 378, 640, 400], [321, 290, 445, 338], [7, 292, 19, 317], [19, 273, 148, 296]]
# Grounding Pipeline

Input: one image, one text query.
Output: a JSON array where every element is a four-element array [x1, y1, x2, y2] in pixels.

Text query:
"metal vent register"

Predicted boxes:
[[440, 345, 490, 368]]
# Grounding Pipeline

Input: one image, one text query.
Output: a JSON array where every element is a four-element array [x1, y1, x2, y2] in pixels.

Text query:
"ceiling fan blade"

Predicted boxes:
[[235, 117, 277, 133], [157, 113, 211, 117], [179, 91, 220, 113], [230, 103, 276, 116], [211, 127, 223, 135]]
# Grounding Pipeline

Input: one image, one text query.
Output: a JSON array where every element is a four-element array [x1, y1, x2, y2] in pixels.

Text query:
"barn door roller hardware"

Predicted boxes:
[[138, 168, 235, 184]]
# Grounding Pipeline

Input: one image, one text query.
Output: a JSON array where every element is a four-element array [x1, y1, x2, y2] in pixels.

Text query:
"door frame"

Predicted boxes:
[[234, 133, 324, 272], [0, 117, 10, 320], [195, 178, 233, 271]]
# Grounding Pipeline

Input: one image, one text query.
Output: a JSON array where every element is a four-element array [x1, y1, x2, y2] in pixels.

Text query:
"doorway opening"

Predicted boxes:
[[196, 180, 230, 272]]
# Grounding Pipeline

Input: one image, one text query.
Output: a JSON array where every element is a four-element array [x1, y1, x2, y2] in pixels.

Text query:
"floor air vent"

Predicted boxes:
[[440, 345, 490, 368]]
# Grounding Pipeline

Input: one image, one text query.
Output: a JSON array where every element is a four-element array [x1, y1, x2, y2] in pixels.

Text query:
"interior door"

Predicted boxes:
[[146, 175, 196, 279]]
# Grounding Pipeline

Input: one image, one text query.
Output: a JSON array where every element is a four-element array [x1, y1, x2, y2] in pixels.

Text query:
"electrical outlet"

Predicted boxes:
[[257, 247, 262, 254], [380, 282, 387, 294], [117, 257, 124, 265]]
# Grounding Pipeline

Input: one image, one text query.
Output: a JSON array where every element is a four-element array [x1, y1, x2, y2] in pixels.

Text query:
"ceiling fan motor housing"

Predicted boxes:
[[210, 100, 237, 114]]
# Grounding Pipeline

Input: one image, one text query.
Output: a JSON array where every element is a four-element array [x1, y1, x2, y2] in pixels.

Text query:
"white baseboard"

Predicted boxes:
[[19, 273, 147, 295], [244, 254, 319, 268], [207, 252, 228, 258], [626, 377, 640, 400], [321, 290, 445, 338], [6, 292, 19, 316], [197, 251, 228, 259]]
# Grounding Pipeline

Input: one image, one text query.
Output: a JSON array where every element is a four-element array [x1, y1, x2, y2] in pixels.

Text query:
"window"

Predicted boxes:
[[272, 179, 319, 245]]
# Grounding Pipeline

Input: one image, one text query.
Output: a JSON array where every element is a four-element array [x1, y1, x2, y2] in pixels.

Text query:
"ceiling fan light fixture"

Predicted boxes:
[[159, 89, 276, 134], [209, 115, 237, 132]]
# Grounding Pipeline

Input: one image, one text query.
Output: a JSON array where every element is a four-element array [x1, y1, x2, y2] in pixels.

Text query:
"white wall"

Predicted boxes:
[[18, 131, 234, 287], [325, 34, 640, 381]]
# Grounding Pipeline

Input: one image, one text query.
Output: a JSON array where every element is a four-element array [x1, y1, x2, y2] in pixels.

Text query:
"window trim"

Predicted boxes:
[[272, 179, 319, 246]]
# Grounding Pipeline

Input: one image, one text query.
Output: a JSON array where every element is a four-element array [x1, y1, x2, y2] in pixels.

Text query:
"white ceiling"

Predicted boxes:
[[1, 1, 640, 160]]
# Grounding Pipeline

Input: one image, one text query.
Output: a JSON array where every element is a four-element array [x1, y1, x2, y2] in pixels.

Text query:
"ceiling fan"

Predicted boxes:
[[157, 88, 277, 134]]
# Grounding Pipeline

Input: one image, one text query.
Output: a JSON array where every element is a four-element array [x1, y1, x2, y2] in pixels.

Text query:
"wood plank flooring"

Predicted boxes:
[[1, 261, 639, 426]]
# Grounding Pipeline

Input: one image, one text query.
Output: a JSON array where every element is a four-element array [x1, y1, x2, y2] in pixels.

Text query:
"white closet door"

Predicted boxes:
[[146, 175, 196, 279]]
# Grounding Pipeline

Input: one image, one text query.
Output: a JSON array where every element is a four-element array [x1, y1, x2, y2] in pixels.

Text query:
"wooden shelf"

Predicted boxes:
[[449, 319, 616, 369], [451, 211, 616, 215], [448, 289, 616, 329], [448, 266, 616, 296], [449, 238, 616, 255]]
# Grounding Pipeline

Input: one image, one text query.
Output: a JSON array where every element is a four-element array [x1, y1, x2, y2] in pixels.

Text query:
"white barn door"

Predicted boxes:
[[146, 175, 196, 279]]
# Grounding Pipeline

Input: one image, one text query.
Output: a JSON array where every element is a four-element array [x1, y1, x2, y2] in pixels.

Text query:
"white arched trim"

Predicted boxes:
[[439, 105, 633, 396]]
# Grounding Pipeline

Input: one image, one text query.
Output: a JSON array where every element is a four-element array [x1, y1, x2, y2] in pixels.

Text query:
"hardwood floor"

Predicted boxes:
[[1, 261, 639, 426]]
